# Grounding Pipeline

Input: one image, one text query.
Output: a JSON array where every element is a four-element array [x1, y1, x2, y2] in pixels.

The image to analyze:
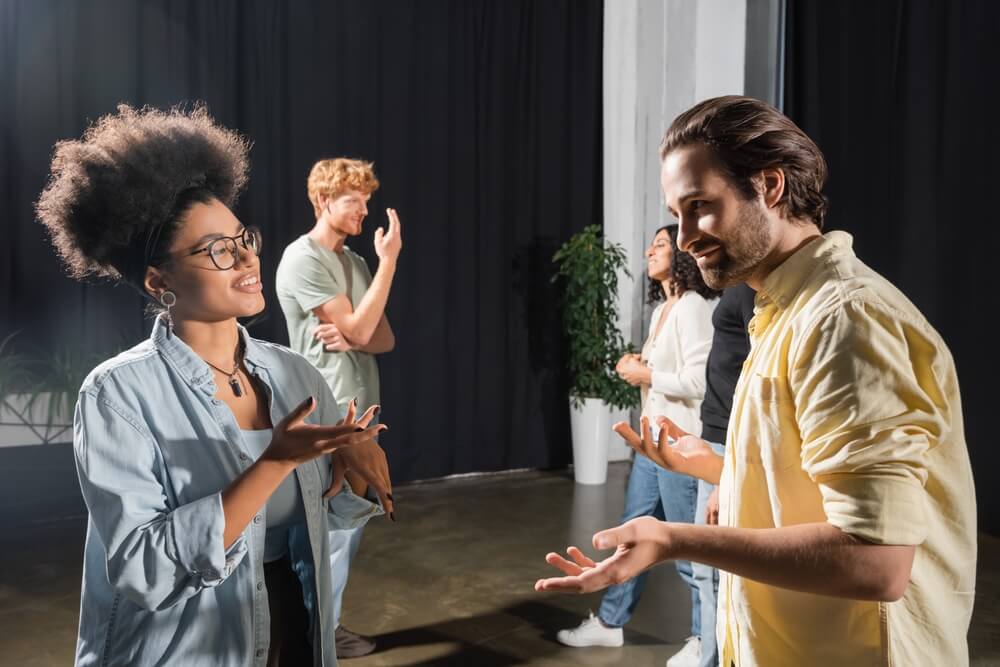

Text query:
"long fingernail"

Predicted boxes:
[[389, 511, 396, 522], [373, 406, 381, 416], [387, 493, 394, 501]]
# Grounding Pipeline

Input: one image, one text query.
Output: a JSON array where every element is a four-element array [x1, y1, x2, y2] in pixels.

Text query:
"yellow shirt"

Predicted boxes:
[[718, 231, 976, 666]]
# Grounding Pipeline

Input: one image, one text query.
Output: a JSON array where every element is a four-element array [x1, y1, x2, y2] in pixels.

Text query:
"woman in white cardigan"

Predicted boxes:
[[557, 225, 719, 667]]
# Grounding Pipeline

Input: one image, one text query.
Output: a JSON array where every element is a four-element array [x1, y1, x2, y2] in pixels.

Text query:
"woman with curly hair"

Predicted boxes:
[[36, 104, 394, 667], [556, 224, 719, 667]]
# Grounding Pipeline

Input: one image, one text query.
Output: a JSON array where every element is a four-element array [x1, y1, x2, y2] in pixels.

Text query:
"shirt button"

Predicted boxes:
[[256, 648, 265, 657], [253, 515, 262, 524], [239, 453, 250, 462], [256, 581, 264, 591]]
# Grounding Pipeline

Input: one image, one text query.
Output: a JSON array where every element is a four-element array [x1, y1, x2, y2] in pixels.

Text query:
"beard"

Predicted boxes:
[[695, 200, 772, 290]]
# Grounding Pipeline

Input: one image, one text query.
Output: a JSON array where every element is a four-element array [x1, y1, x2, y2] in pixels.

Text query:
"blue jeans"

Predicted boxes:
[[598, 452, 700, 636], [329, 523, 365, 627], [692, 441, 725, 667], [328, 410, 377, 628]]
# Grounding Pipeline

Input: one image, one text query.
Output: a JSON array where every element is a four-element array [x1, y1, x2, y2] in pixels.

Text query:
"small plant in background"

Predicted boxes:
[[0, 332, 35, 409], [552, 224, 640, 411], [31, 345, 107, 431], [0, 332, 125, 445]]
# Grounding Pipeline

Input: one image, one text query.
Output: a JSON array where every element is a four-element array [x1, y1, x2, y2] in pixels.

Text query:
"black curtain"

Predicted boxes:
[[785, 0, 1000, 533], [0, 0, 603, 482]]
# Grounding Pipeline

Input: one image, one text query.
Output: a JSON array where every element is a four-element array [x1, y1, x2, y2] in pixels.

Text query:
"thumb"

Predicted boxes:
[[593, 524, 634, 551], [656, 415, 690, 441], [324, 455, 347, 499], [282, 396, 316, 430], [374, 227, 385, 245]]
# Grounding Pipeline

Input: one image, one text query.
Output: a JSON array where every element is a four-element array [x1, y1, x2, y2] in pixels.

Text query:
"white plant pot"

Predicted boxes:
[[0, 393, 73, 448], [606, 406, 632, 462], [569, 397, 611, 484]]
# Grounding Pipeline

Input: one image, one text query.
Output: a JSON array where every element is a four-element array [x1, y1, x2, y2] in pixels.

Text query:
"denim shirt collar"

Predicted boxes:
[[150, 316, 272, 394]]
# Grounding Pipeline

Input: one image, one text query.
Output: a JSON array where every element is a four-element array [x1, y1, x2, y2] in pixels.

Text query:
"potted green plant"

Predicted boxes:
[[0, 333, 108, 446], [552, 225, 639, 484]]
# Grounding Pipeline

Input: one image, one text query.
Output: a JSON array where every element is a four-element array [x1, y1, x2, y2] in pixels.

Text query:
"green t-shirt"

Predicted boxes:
[[275, 235, 380, 412]]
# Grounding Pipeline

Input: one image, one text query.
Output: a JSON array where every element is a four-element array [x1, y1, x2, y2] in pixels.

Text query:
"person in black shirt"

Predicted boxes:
[[691, 283, 755, 667]]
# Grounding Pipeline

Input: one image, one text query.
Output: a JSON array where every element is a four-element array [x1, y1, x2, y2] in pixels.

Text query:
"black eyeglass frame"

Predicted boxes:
[[185, 226, 263, 270]]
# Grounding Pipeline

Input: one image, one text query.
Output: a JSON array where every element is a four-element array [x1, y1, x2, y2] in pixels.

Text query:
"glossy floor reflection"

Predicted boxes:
[[1, 462, 997, 665]]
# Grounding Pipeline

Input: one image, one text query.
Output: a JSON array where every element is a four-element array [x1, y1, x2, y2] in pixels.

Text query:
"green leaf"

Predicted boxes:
[[552, 226, 639, 409]]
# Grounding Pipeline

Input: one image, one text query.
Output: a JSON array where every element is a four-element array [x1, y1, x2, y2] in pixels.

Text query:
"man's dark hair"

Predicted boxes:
[[36, 103, 250, 293], [660, 95, 829, 228]]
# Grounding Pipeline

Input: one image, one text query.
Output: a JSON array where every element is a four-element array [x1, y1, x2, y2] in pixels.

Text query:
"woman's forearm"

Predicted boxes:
[[220, 458, 293, 548]]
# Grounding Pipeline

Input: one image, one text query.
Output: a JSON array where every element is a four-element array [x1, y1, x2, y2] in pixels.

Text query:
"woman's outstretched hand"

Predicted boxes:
[[324, 399, 394, 519], [262, 397, 377, 468]]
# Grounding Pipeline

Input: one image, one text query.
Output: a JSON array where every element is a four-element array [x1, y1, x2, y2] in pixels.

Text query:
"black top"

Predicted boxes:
[[700, 284, 756, 444]]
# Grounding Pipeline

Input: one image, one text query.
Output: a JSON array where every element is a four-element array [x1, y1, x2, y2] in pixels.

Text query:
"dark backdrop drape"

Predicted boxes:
[[785, 0, 1000, 533], [0, 0, 603, 482]]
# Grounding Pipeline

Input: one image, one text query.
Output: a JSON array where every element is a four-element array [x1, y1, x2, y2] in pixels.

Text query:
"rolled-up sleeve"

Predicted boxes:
[[791, 300, 942, 546], [327, 480, 385, 530], [75, 390, 247, 610]]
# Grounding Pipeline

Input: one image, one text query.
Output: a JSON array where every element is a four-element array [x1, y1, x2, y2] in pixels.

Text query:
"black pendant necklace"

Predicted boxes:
[[203, 343, 245, 397]]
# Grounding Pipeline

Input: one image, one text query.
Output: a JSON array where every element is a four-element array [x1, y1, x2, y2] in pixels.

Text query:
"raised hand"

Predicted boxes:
[[534, 516, 672, 594], [262, 397, 378, 468], [374, 207, 402, 263], [613, 415, 723, 485], [313, 322, 353, 352]]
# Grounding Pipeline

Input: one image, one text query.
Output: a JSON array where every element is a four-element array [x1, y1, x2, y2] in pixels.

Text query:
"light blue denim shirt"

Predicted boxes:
[[73, 316, 382, 667]]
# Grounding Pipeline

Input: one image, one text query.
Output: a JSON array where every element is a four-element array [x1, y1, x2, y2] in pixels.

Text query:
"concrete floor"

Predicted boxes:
[[0, 462, 997, 666]]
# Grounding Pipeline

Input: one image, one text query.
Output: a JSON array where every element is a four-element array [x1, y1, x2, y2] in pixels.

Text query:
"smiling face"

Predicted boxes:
[[645, 228, 673, 282], [145, 197, 265, 323], [324, 189, 370, 237], [660, 143, 775, 290]]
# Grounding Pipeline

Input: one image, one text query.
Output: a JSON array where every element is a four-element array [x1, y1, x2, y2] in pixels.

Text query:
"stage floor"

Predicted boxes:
[[1, 462, 997, 666]]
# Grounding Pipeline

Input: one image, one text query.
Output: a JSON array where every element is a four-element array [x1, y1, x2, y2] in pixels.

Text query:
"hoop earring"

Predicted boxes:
[[160, 290, 177, 339]]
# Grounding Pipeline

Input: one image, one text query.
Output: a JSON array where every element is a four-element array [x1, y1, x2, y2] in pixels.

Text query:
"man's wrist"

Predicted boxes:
[[660, 521, 691, 561]]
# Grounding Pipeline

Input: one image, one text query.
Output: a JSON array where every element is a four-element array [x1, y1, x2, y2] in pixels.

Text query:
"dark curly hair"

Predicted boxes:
[[647, 225, 722, 304], [36, 103, 250, 296], [660, 95, 828, 229]]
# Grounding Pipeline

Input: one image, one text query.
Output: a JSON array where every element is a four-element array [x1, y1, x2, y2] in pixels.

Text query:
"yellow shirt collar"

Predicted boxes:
[[758, 230, 854, 310]]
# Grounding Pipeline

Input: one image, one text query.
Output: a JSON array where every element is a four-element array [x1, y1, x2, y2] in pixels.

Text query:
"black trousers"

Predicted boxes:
[[263, 556, 314, 667]]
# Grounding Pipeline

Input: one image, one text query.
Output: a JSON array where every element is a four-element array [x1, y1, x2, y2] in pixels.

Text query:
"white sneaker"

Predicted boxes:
[[556, 612, 624, 647], [666, 636, 701, 667]]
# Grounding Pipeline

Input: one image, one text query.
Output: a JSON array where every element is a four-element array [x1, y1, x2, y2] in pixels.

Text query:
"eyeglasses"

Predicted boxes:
[[187, 226, 263, 270]]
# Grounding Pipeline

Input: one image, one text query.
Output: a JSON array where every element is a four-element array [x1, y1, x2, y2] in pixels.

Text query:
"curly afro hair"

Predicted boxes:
[[36, 103, 251, 293], [647, 225, 722, 304]]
